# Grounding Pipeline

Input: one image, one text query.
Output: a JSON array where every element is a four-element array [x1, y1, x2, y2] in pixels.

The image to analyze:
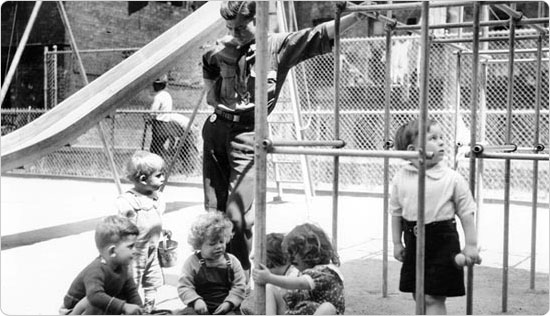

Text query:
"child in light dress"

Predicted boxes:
[[390, 118, 482, 314], [253, 223, 345, 315]]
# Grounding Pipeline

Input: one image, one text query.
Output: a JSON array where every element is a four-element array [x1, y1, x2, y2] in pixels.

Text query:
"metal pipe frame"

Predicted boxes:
[[467, 152, 549, 161], [253, 2, 269, 314], [415, 3, 430, 314], [495, 3, 548, 34], [266, 146, 435, 160], [466, 2, 481, 313], [344, 0, 495, 12], [45, 47, 141, 54], [459, 47, 549, 55], [56, 1, 122, 195], [264, 139, 346, 148], [382, 15, 393, 298], [530, 33, 544, 290], [472, 144, 518, 153], [1, 2, 42, 103], [500, 15, 518, 313], [332, 6, 342, 255], [434, 35, 540, 43], [483, 58, 549, 64], [395, 17, 549, 31]]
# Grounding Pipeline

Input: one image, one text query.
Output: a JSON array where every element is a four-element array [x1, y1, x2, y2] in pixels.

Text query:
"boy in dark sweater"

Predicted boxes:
[[60, 215, 144, 315]]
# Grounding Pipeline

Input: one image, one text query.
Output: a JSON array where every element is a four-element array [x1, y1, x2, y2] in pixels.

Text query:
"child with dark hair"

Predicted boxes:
[[240, 233, 300, 315], [178, 211, 247, 315], [253, 223, 344, 315], [60, 215, 143, 315], [115, 150, 168, 313], [391, 118, 481, 314]]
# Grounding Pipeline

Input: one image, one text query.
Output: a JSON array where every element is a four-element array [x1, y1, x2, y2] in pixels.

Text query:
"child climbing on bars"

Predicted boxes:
[[178, 211, 247, 315], [390, 118, 482, 314], [253, 223, 345, 315]]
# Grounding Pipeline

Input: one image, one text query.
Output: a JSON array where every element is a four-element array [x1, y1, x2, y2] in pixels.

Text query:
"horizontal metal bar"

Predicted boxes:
[[516, 144, 546, 152], [467, 152, 549, 161], [265, 139, 346, 148], [483, 58, 549, 64], [396, 19, 510, 31], [472, 144, 517, 154], [46, 47, 140, 54], [345, 1, 477, 12], [434, 35, 541, 43], [459, 48, 549, 55], [268, 147, 434, 160]]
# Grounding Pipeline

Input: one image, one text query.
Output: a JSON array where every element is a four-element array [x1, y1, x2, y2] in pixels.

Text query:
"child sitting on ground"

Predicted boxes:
[[390, 118, 482, 314], [59, 215, 143, 315], [240, 233, 300, 315], [253, 223, 345, 315], [178, 211, 247, 315], [115, 150, 168, 313]]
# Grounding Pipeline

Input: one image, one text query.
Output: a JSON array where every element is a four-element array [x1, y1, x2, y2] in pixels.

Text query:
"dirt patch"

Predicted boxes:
[[342, 258, 549, 315]]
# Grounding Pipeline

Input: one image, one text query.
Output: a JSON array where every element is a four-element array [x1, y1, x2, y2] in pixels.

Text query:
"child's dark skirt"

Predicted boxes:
[[399, 218, 465, 297]]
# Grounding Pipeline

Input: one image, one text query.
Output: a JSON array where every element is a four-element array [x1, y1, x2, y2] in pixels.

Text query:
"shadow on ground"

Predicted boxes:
[[342, 258, 549, 315]]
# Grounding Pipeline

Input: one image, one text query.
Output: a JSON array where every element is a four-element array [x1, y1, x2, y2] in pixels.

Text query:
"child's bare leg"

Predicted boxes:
[[265, 284, 286, 315], [313, 302, 336, 315], [424, 295, 446, 315]]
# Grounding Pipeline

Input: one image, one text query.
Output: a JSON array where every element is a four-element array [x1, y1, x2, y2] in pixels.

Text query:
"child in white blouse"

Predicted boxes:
[[390, 119, 481, 314]]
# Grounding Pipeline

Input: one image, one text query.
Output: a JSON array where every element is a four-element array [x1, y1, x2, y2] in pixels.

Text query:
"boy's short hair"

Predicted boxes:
[[220, 1, 255, 20], [266, 233, 287, 269], [394, 118, 437, 150], [125, 150, 165, 182], [283, 223, 340, 268], [95, 215, 139, 250], [188, 211, 233, 250]]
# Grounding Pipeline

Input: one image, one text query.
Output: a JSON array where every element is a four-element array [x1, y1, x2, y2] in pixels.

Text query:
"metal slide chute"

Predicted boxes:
[[1, 1, 223, 172]]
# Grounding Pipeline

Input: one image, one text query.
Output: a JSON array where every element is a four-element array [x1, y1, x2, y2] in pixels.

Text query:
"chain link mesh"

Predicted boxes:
[[3, 29, 548, 203]]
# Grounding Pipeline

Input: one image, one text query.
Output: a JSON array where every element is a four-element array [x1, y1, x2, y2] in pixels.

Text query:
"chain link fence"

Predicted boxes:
[[3, 29, 548, 204]]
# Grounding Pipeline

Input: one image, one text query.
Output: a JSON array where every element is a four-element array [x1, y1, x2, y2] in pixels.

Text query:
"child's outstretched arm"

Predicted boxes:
[[253, 264, 311, 290], [391, 216, 405, 262]]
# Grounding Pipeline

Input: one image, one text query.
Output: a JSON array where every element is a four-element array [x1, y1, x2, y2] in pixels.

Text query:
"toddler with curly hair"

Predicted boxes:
[[253, 223, 345, 315], [178, 211, 247, 314]]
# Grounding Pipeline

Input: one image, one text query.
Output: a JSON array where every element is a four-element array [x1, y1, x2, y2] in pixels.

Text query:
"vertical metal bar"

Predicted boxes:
[[56, 1, 122, 194], [1, 1, 42, 103], [253, 2, 269, 314], [475, 61, 487, 252], [43, 46, 48, 110], [466, 3, 481, 314], [415, 2, 430, 314], [453, 52, 462, 170], [162, 89, 206, 188], [502, 14, 517, 314], [276, 1, 314, 213], [382, 21, 392, 299], [332, 7, 342, 251], [53, 45, 58, 106], [530, 34, 543, 290]]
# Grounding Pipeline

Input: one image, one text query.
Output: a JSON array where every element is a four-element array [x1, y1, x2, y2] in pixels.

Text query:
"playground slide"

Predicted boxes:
[[1, 1, 223, 172]]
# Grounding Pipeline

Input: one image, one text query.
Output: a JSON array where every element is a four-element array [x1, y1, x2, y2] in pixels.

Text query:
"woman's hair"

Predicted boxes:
[[125, 150, 165, 182], [282, 223, 340, 268], [394, 118, 438, 150], [188, 211, 234, 250], [95, 215, 139, 250], [266, 233, 287, 269], [153, 81, 166, 92], [220, 1, 255, 20]]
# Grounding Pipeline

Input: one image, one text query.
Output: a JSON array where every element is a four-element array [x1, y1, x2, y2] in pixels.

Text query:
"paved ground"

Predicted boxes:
[[1, 175, 548, 315]]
